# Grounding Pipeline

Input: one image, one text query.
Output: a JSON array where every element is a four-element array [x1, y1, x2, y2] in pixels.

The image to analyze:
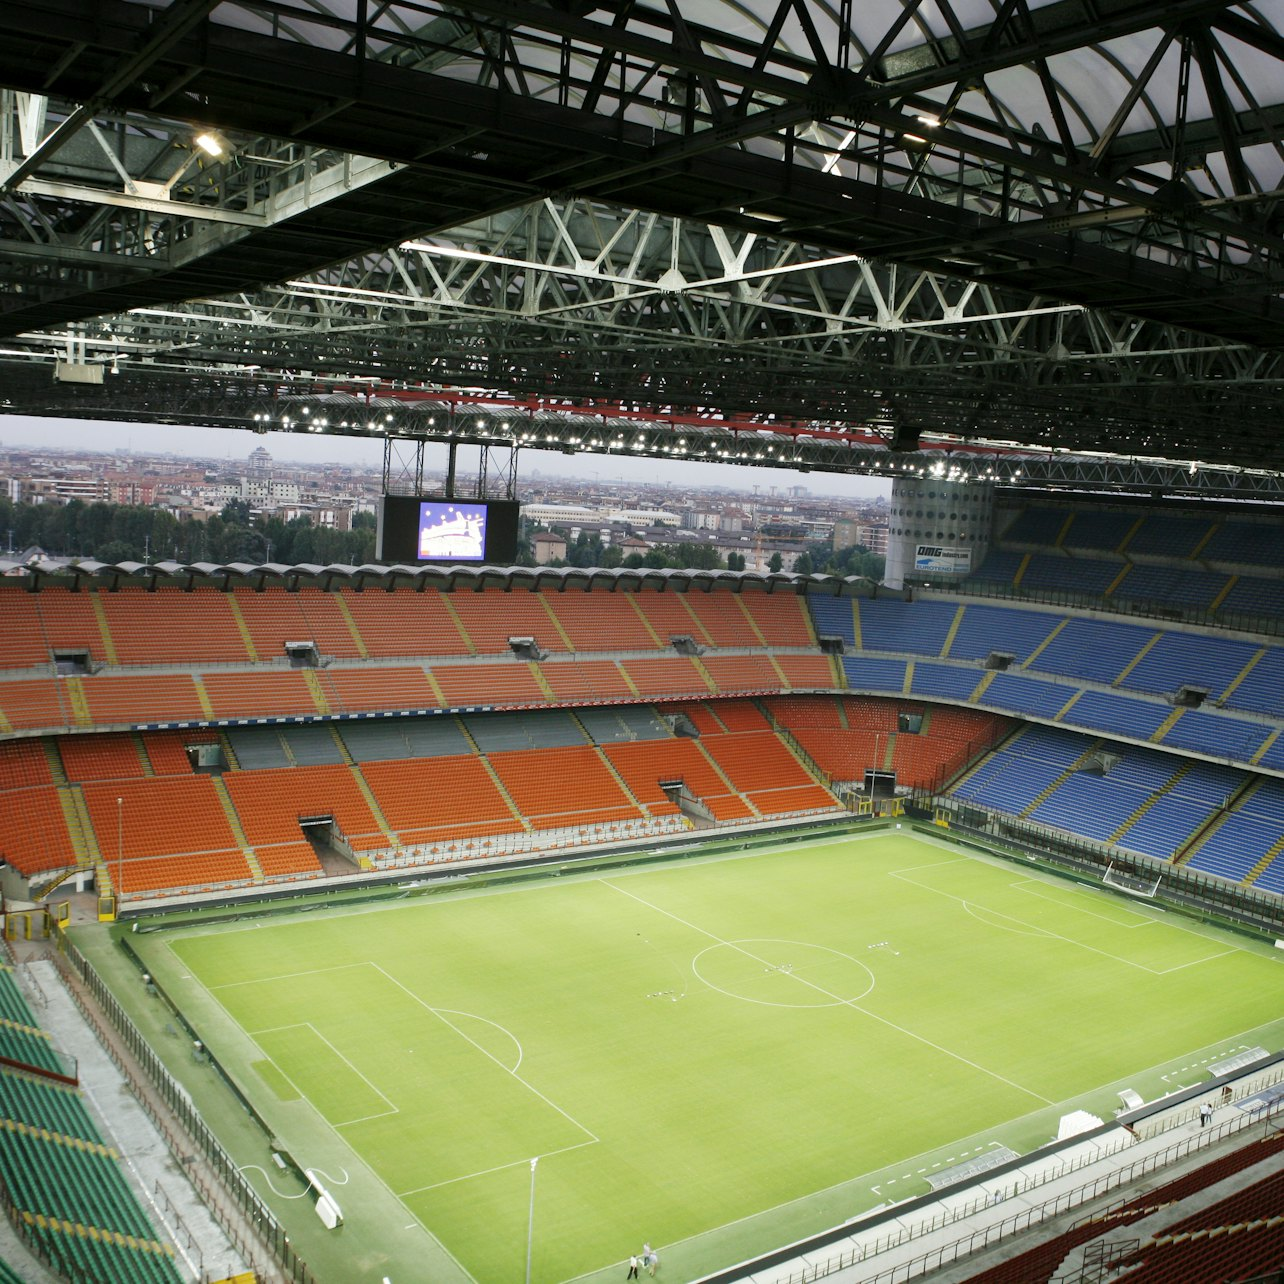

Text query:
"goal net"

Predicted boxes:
[[1102, 860, 1162, 900]]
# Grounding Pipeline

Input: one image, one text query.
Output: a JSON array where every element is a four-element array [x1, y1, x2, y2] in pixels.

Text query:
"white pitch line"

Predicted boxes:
[[304, 1022, 399, 1120], [889, 868, 1175, 975], [208, 960, 374, 990], [398, 1139, 599, 1198], [601, 879, 1053, 1107], [369, 963, 598, 1143], [1008, 878, 1156, 929]]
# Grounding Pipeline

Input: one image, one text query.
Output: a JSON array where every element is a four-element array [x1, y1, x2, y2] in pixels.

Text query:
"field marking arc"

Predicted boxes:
[[601, 878, 1053, 1107], [960, 901, 1057, 938], [432, 1008, 525, 1073], [1007, 878, 1156, 929], [889, 867, 1208, 976], [369, 963, 599, 1144], [691, 939, 876, 1008], [168, 957, 482, 1284]]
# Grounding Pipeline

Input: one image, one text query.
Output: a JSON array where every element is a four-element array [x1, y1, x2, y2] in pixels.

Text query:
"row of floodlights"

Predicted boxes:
[[245, 410, 1024, 477]]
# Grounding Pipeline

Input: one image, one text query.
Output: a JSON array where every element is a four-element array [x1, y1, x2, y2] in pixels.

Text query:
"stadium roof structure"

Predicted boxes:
[[1, 0, 1283, 483]]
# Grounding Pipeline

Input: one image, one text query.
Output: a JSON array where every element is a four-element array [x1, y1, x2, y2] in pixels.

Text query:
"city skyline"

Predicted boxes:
[[0, 415, 892, 502]]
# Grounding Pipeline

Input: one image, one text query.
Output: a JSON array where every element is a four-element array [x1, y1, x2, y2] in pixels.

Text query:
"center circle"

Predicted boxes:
[[691, 939, 876, 1008]]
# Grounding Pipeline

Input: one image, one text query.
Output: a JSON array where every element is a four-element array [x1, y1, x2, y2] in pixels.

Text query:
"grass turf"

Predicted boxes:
[[144, 830, 1284, 1282]]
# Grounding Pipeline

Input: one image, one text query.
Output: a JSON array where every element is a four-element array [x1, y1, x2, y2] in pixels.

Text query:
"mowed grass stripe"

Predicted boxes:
[[161, 832, 1284, 1284]]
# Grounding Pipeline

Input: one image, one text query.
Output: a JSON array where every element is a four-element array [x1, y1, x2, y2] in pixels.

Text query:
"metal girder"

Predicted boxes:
[[3, 198, 1280, 463], [3, 362, 1283, 499], [0, 0, 1280, 476]]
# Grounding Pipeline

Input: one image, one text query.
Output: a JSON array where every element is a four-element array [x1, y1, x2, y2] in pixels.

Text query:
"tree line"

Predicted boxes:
[[0, 498, 376, 566]]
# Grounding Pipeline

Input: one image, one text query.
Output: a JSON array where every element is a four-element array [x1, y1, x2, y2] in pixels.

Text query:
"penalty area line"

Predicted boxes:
[[398, 1139, 599, 1198]]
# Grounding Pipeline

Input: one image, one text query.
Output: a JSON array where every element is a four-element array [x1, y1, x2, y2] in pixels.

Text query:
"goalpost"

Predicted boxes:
[[1102, 860, 1163, 900]]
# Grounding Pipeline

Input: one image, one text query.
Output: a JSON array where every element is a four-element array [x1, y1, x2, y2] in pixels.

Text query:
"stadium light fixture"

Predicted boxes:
[[194, 131, 225, 157]]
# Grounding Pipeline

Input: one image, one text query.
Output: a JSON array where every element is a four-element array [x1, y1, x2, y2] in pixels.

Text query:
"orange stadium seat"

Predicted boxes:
[[0, 740, 53, 788], [699, 729, 819, 794], [668, 701, 726, 734], [430, 661, 548, 706], [772, 654, 837, 689], [0, 786, 78, 875], [0, 679, 70, 731], [602, 737, 752, 820], [538, 660, 633, 702], [448, 590, 559, 654], [619, 657, 709, 698], [58, 733, 147, 783], [488, 745, 642, 828], [701, 655, 782, 694], [31, 589, 106, 662], [223, 764, 386, 853], [98, 587, 251, 664], [233, 587, 363, 662], [790, 728, 884, 779], [0, 592, 52, 669], [339, 587, 471, 658], [255, 841, 325, 878], [80, 775, 247, 894], [360, 755, 524, 842], [541, 590, 659, 651], [680, 593, 762, 647], [841, 695, 902, 732], [140, 732, 198, 777], [765, 694, 846, 728], [201, 671, 321, 719], [630, 592, 710, 647], [741, 593, 815, 647], [80, 674, 206, 727], [707, 699, 771, 731], [322, 665, 439, 714]]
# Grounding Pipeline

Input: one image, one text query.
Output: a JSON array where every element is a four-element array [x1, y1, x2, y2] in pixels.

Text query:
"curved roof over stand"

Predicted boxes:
[[1, 2, 1283, 471], [0, 560, 860, 596]]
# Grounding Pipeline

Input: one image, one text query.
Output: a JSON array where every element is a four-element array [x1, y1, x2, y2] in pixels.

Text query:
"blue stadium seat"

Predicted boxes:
[[1200, 520, 1284, 568], [982, 671, 1072, 719], [948, 604, 1061, 662], [910, 662, 982, 701], [840, 656, 907, 692], [806, 594, 856, 647], [1061, 510, 1139, 553], [1126, 514, 1214, 559], [1062, 690, 1172, 740], [1219, 576, 1284, 619], [1117, 793, 1214, 861], [1220, 646, 1284, 717], [1000, 506, 1071, 545], [858, 598, 958, 656], [1027, 618, 1158, 684], [1159, 709, 1273, 762], [1112, 564, 1228, 609], [1020, 554, 1123, 595], [1028, 773, 1150, 841], [962, 549, 1026, 585], [1119, 632, 1261, 698]]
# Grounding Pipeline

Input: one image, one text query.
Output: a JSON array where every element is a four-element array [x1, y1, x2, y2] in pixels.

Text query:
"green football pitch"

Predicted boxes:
[[132, 829, 1284, 1283]]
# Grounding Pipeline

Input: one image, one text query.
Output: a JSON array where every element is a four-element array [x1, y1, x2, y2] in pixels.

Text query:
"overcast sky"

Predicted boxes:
[[1, 415, 891, 501]]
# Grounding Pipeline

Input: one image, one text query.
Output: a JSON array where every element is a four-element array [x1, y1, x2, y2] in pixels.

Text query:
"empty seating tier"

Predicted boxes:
[[488, 745, 641, 829], [0, 593, 52, 669], [701, 655, 783, 693], [431, 661, 547, 706], [359, 755, 524, 843], [539, 660, 632, 702], [630, 592, 710, 647], [80, 674, 206, 726], [223, 765, 387, 854], [233, 587, 362, 662], [602, 738, 752, 820], [98, 587, 249, 665], [323, 666, 437, 713], [620, 658, 710, 698], [773, 654, 835, 688], [542, 589, 658, 651], [201, 671, 321, 719], [0, 787, 77, 876], [741, 593, 814, 647], [139, 732, 197, 777], [57, 734, 146, 782], [680, 593, 762, 647], [0, 680, 70, 731], [339, 588, 470, 657], [448, 591, 558, 654], [0, 741, 53, 789]]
